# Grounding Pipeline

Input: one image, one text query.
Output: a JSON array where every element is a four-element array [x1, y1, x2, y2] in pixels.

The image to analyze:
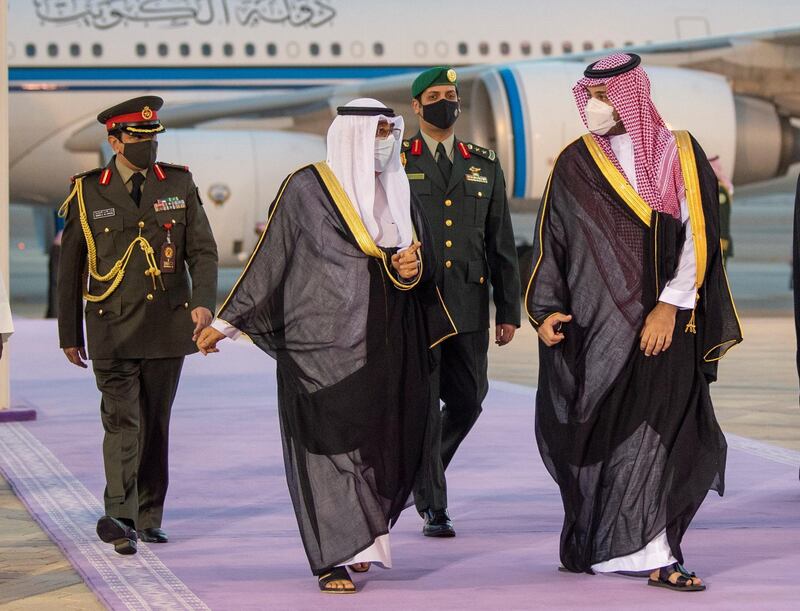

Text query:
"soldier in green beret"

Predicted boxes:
[[403, 67, 521, 537]]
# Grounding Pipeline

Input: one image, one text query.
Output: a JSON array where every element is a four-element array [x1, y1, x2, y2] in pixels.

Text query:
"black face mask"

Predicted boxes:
[[123, 139, 158, 170], [421, 98, 460, 130]]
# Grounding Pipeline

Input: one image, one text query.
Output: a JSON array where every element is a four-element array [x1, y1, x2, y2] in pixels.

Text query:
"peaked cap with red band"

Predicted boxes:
[[574, 53, 684, 219], [97, 95, 166, 135]]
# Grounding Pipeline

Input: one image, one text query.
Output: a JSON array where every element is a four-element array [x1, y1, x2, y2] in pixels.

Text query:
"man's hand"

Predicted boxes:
[[63, 346, 88, 369], [391, 242, 422, 280], [640, 302, 677, 356], [196, 326, 226, 355], [536, 313, 572, 347], [495, 323, 516, 346], [191, 307, 213, 342]]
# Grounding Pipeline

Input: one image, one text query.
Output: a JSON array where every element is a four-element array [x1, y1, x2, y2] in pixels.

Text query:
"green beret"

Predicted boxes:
[[412, 66, 458, 98]]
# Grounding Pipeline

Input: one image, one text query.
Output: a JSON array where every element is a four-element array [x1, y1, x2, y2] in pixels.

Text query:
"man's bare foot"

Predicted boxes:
[[318, 567, 356, 594], [350, 562, 371, 573]]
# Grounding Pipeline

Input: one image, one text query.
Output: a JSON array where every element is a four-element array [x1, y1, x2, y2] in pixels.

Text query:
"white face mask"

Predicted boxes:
[[585, 97, 619, 135], [374, 136, 396, 172]]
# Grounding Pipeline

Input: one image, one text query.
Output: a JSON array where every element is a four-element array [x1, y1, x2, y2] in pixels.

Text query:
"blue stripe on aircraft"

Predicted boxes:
[[498, 67, 526, 199], [8, 65, 427, 81]]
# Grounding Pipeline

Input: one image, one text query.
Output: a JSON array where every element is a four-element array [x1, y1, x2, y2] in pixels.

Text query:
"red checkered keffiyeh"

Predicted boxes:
[[573, 53, 684, 219]]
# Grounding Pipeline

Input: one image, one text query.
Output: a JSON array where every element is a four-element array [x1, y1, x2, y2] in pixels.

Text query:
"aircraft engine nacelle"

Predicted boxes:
[[469, 62, 797, 201], [157, 129, 326, 267]]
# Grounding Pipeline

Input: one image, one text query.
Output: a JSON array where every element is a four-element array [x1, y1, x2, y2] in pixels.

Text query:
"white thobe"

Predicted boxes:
[[592, 134, 696, 573]]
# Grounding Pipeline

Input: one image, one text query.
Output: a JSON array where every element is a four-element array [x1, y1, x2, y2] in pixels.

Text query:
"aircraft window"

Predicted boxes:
[[351, 41, 365, 58], [48, 43, 58, 57], [136, 43, 147, 57], [541, 41, 552, 56], [25, 44, 36, 58], [92, 43, 102, 57], [288, 42, 301, 57], [310, 43, 320, 56], [583, 41, 594, 51], [267, 43, 278, 56], [520, 41, 531, 56], [70, 43, 80, 57], [458, 42, 468, 55], [373, 42, 384, 56], [245, 43, 256, 56], [478, 42, 489, 55], [624, 40, 634, 47], [179, 43, 190, 57], [499, 42, 510, 55], [158, 43, 168, 57], [603, 40, 615, 49], [201, 43, 212, 57], [562, 41, 573, 54], [223, 43, 234, 57], [331, 42, 341, 56]]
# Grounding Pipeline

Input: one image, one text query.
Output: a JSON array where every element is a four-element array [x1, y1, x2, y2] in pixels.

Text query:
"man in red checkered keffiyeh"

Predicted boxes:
[[526, 52, 743, 593], [573, 53, 684, 219]]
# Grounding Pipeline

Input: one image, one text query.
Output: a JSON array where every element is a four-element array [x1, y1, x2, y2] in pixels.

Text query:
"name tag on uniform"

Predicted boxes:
[[465, 173, 488, 184], [153, 197, 186, 212], [92, 208, 116, 219], [406, 172, 426, 180]]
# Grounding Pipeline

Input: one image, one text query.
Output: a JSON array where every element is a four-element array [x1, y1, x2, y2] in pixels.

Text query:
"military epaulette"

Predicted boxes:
[[463, 142, 497, 162], [157, 162, 190, 172], [70, 167, 103, 184]]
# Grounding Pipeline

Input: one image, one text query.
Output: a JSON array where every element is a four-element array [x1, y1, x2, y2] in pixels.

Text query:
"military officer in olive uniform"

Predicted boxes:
[[404, 67, 521, 537], [57, 96, 218, 555]]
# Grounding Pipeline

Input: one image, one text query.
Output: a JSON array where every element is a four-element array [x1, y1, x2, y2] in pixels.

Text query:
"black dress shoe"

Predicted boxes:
[[422, 508, 456, 537], [138, 527, 169, 543], [96, 516, 137, 555]]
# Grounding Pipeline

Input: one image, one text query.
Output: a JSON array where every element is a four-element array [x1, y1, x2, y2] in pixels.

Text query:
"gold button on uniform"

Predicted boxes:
[[445, 260, 452, 269], [184, 302, 189, 309], [445, 240, 453, 248], [138, 221, 145, 228], [477, 191, 483, 198], [479, 276, 485, 284], [445, 219, 453, 227], [98, 309, 104, 315], [444, 199, 452, 207], [146, 293, 154, 301], [104, 227, 110, 233]]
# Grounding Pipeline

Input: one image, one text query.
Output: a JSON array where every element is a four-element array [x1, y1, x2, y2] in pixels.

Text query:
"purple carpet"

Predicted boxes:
[[2, 319, 799, 610]]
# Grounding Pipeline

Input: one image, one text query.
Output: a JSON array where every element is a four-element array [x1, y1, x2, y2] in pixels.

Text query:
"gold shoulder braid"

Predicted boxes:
[[58, 177, 162, 302]]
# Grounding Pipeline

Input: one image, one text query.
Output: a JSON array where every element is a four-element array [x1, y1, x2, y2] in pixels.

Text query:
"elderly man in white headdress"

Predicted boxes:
[[197, 98, 456, 594]]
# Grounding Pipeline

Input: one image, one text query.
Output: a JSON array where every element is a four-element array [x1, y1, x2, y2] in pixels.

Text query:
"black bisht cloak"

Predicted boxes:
[[218, 162, 456, 575], [525, 132, 742, 572]]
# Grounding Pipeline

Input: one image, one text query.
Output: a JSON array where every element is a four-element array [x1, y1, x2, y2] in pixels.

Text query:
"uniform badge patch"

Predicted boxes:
[[406, 172, 426, 180], [92, 208, 116, 219], [153, 197, 186, 212], [465, 166, 488, 184]]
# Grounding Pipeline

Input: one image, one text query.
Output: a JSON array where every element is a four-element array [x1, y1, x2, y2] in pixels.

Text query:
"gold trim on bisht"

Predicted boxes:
[[582, 134, 653, 227], [314, 161, 423, 291]]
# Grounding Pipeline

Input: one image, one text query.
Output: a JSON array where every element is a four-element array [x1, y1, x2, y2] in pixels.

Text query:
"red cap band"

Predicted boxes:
[[106, 107, 158, 130]]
